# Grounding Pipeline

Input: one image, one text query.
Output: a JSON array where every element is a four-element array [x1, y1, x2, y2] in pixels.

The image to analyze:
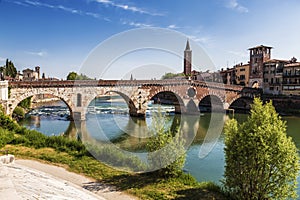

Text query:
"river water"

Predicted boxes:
[[19, 98, 300, 188]]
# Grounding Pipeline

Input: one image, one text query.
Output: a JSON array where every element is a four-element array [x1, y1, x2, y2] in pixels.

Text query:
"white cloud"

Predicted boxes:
[[187, 35, 211, 45], [10, 0, 107, 21], [26, 51, 48, 57], [95, 0, 164, 16], [167, 24, 178, 29], [122, 20, 154, 28], [226, 0, 249, 13]]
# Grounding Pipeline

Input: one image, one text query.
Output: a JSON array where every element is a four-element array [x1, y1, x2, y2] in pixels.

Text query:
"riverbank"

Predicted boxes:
[[1, 144, 227, 200], [0, 159, 135, 200]]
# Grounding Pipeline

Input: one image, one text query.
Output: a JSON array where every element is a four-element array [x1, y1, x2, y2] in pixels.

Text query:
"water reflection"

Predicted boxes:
[[19, 102, 300, 189]]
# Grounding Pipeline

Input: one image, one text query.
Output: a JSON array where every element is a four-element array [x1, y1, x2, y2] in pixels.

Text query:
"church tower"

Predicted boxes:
[[184, 39, 192, 76]]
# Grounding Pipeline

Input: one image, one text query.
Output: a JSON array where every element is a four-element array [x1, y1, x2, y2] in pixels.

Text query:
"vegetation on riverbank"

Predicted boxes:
[[224, 98, 300, 199], [0, 110, 227, 199]]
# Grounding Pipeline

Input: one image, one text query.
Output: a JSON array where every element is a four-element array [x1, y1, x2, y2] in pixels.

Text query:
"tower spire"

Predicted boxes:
[[183, 39, 192, 76], [185, 39, 191, 51]]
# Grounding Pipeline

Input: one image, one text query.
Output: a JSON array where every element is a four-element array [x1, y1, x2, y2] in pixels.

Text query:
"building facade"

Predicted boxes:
[[282, 60, 300, 95], [22, 66, 40, 81], [263, 59, 287, 94]]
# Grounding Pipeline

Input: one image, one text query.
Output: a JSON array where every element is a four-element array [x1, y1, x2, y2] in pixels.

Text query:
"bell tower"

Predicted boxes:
[[248, 45, 272, 87], [184, 39, 192, 76]]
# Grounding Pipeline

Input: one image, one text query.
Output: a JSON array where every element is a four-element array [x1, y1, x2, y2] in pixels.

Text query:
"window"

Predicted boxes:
[[240, 68, 245, 72], [264, 78, 269, 83]]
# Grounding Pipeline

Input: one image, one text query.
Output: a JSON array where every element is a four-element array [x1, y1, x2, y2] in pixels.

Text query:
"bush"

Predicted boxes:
[[12, 106, 25, 121], [86, 143, 146, 172], [146, 111, 186, 177], [0, 128, 14, 148], [0, 111, 19, 131], [223, 98, 300, 199]]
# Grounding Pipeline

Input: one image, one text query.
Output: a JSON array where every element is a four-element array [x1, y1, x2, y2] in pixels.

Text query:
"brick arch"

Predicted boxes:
[[198, 93, 225, 112], [198, 92, 225, 103], [148, 90, 185, 114], [9, 90, 74, 118], [227, 94, 242, 107], [228, 96, 254, 110]]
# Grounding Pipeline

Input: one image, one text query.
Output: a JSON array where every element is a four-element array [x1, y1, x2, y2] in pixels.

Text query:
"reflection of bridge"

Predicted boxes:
[[0, 80, 261, 120]]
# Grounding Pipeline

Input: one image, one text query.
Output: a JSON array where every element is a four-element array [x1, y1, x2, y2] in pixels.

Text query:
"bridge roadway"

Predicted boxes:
[[2, 80, 259, 120]]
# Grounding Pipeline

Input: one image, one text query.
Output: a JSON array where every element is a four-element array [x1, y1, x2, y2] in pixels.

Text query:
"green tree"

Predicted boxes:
[[12, 106, 25, 121], [146, 111, 186, 177], [18, 97, 31, 110], [0, 59, 17, 78], [66, 71, 78, 80], [67, 71, 92, 80], [224, 98, 299, 199], [161, 72, 184, 80]]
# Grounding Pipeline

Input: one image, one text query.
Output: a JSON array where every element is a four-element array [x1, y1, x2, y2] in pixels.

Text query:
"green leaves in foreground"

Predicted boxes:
[[224, 98, 300, 200], [146, 111, 186, 177]]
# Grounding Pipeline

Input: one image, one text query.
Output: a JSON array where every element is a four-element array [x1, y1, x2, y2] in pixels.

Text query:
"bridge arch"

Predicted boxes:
[[9, 91, 74, 118], [148, 90, 185, 114], [228, 96, 254, 112], [85, 90, 138, 117], [198, 94, 225, 112]]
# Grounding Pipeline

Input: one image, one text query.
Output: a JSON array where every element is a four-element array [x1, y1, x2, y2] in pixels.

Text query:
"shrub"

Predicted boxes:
[[0, 128, 14, 148], [146, 111, 186, 177], [224, 98, 300, 199], [0, 111, 19, 131], [12, 106, 25, 121], [85, 143, 146, 172]]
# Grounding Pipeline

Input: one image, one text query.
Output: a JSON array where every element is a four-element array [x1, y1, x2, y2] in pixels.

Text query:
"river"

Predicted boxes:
[[19, 98, 300, 189]]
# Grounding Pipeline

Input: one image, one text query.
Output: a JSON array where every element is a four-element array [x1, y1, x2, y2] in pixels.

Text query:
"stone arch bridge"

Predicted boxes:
[[1, 80, 261, 120]]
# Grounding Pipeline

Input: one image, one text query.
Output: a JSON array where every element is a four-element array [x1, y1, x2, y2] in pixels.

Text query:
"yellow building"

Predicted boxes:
[[235, 63, 250, 86]]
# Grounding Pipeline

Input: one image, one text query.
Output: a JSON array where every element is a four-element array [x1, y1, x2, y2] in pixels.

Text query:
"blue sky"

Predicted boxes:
[[1, 0, 300, 79]]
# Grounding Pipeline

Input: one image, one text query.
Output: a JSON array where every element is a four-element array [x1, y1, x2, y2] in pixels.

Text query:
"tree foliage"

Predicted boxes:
[[146, 111, 186, 177], [161, 72, 185, 80], [18, 97, 31, 110], [0, 59, 17, 78], [12, 106, 25, 121], [224, 98, 300, 199], [66, 71, 92, 80]]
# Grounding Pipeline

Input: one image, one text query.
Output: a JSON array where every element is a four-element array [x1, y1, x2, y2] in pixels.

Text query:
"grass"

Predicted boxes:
[[0, 111, 228, 199]]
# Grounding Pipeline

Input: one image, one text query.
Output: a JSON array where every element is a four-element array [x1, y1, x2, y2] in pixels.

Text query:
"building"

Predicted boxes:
[[235, 63, 250, 86], [183, 40, 192, 76], [248, 45, 272, 88], [220, 63, 249, 86], [220, 67, 236, 85], [183, 40, 223, 82], [282, 58, 300, 95], [263, 59, 288, 94], [22, 66, 40, 81]]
